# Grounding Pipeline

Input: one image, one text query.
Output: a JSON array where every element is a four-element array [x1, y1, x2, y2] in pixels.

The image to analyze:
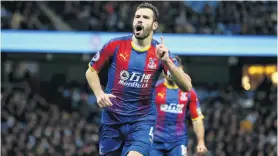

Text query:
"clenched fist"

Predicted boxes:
[[96, 93, 116, 108], [196, 144, 208, 156]]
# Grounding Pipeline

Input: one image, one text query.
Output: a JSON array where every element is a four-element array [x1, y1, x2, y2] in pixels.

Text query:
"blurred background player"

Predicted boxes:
[[150, 57, 207, 156], [85, 2, 192, 156]]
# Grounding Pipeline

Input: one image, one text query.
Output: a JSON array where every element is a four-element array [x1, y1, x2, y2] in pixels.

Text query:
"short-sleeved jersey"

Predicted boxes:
[[88, 35, 180, 124], [153, 79, 204, 145]]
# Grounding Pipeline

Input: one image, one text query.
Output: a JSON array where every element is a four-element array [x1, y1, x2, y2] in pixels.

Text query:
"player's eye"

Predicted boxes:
[[135, 15, 140, 18], [143, 15, 150, 19]]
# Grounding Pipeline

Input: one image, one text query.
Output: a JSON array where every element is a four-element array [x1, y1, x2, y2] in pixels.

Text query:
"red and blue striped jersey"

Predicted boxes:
[[153, 79, 204, 144], [88, 35, 180, 124]]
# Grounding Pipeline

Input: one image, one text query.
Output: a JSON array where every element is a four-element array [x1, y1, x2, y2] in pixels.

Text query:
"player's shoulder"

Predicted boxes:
[[107, 35, 132, 45], [190, 87, 197, 93], [187, 88, 199, 100], [152, 38, 159, 44], [151, 38, 160, 48]]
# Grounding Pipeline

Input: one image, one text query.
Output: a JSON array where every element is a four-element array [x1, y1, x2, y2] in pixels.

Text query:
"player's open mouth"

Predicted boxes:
[[135, 25, 143, 35]]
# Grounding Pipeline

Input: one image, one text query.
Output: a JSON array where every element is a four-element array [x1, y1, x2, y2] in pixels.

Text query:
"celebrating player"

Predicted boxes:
[[150, 56, 207, 156], [85, 2, 192, 156]]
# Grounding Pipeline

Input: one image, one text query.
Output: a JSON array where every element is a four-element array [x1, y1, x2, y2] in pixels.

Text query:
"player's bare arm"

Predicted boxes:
[[86, 68, 115, 108], [192, 118, 207, 156], [190, 89, 207, 155], [156, 36, 192, 92]]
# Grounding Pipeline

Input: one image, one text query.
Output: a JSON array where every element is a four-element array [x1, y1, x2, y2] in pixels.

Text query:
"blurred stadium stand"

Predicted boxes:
[[1, 1, 277, 35], [1, 1, 277, 156]]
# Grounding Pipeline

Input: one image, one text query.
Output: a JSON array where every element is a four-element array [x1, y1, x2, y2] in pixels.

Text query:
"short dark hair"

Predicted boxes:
[[175, 56, 182, 66], [137, 2, 159, 22]]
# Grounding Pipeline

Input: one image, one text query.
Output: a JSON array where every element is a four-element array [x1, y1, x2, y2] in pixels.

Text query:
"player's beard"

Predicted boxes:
[[133, 25, 152, 40], [135, 32, 150, 40]]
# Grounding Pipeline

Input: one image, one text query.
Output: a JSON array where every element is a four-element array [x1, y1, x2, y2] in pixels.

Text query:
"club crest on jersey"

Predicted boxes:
[[180, 92, 188, 101], [92, 52, 100, 61], [147, 57, 157, 69]]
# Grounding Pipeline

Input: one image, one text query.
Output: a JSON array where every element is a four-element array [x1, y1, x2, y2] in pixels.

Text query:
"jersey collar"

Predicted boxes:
[[164, 81, 179, 89], [131, 41, 151, 52]]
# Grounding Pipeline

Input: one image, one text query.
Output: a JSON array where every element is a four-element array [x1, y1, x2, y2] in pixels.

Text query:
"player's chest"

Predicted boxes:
[[156, 88, 189, 104], [115, 46, 160, 72], [156, 88, 189, 114]]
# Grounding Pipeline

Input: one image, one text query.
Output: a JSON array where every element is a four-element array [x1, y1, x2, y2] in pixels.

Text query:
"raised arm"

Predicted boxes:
[[156, 36, 192, 92]]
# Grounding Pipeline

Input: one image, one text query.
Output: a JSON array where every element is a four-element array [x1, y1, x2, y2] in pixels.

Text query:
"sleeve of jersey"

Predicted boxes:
[[88, 41, 116, 73], [162, 52, 180, 74], [189, 89, 204, 121]]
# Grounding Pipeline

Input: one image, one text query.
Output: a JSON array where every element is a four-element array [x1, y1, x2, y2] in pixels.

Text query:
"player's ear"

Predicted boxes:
[[152, 22, 158, 31]]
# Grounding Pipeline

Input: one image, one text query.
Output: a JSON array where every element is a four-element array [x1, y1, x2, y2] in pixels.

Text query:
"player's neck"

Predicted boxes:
[[132, 35, 152, 50], [164, 79, 178, 89]]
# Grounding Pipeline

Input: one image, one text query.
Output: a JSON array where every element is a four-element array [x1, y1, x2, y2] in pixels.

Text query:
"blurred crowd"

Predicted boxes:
[[1, 61, 277, 156], [188, 80, 277, 156], [1, 62, 100, 156], [1, 1, 277, 35]]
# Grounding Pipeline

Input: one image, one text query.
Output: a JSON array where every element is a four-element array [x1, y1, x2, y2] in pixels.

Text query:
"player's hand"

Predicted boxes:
[[196, 144, 208, 156], [156, 36, 170, 62], [96, 93, 116, 108]]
